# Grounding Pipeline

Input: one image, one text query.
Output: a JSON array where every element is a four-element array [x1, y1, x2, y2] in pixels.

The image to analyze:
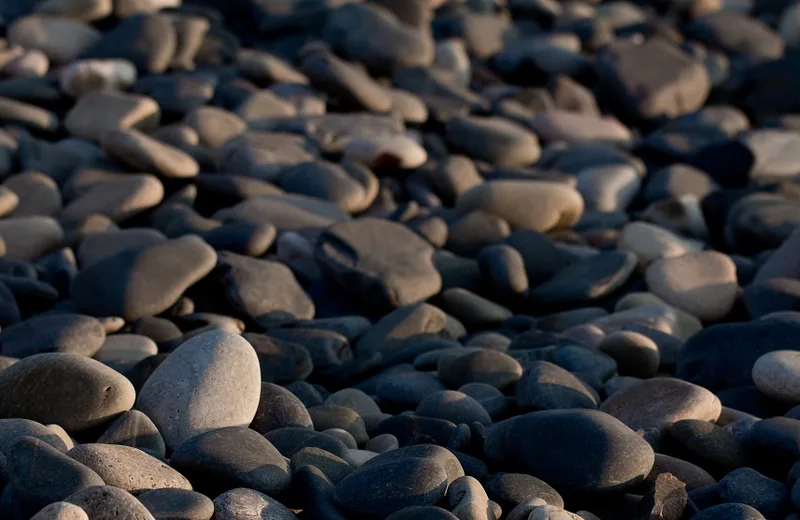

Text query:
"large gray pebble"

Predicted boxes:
[[136, 331, 261, 449]]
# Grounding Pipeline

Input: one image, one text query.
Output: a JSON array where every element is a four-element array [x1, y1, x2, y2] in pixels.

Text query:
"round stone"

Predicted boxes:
[[213, 488, 297, 520], [135, 330, 262, 450], [65, 486, 157, 519], [30, 502, 90, 520], [597, 331, 660, 378], [446, 116, 541, 167], [645, 251, 738, 322], [335, 457, 449, 518], [250, 382, 313, 435], [515, 361, 599, 412], [416, 390, 492, 425], [600, 378, 721, 431], [438, 350, 523, 389], [0, 313, 105, 358], [501, 409, 655, 494], [137, 489, 214, 520], [67, 443, 191, 495], [753, 351, 800, 403], [170, 426, 291, 498], [0, 353, 135, 432]]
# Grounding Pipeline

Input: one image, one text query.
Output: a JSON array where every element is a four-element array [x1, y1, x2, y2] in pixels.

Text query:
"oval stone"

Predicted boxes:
[[503, 409, 655, 494], [136, 331, 261, 449], [0, 353, 135, 432]]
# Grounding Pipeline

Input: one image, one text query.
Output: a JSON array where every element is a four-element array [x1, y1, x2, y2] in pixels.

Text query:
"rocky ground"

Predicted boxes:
[[0, 0, 800, 519]]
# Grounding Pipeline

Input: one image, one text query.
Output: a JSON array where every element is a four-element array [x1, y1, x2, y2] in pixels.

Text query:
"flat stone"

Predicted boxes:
[[0, 353, 135, 432], [646, 251, 738, 322], [136, 331, 261, 450], [170, 426, 291, 498], [600, 378, 721, 431], [0, 216, 62, 261], [68, 443, 190, 494], [3, 171, 61, 217], [438, 350, 522, 389], [316, 217, 441, 310], [100, 128, 199, 178], [597, 38, 710, 121], [72, 235, 215, 321], [457, 180, 583, 232], [217, 252, 314, 325], [446, 116, 541, 167], [65, 91, 160, 142], [499, 409, 655, 494], [265, 427, 349, 460], [278, 160, 378, 214], [0, 313, 105, 358], [528, 251, 637, 308], [576, 164, 641, 213]]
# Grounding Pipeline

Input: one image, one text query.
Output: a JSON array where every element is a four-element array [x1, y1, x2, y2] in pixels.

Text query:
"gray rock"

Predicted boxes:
[[316, 218, 441, 309], [96, 410, 166, 459], [446, 116, 540, 167], [600, 378, 721, 431], [213, 488, 297, 520], [65, 486, 157, 520], [137, 489, 214, 520], [170, 426, 291, 498], [136, 331, 261, 449], [0, 313, 105, 358], [68, 443, 190, 495], [0, 354, 135, 432]]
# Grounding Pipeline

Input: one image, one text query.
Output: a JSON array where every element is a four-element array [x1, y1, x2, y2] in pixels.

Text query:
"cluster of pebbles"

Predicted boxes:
[[3, 0, 800, 519]]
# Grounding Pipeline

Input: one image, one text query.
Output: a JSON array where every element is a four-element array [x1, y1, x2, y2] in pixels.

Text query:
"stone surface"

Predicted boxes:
[[0, 353, 135, 432], [136, 331, 261, 449]]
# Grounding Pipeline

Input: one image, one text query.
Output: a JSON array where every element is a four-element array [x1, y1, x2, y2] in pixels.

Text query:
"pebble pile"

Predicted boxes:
[[1, 0, 800, 519]]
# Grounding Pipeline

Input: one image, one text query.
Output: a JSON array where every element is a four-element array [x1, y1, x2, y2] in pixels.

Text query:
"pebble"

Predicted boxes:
[[65, 91, 159, 141], [96, 410, 165, 458], [0, 313, 105, 358], [0, 353, 135, 432], [68, 443, 191, 494], [100, 128, 199, 178], [170, 426, 291, 498], [135, 330, 261, 450], [597, 330, 660, 378], [752, 350, 800, 403], [334, 457, 449, 518], [316, 218, 441, 310], [30, 502, 89, 520], [8, 436, 104, 512], [71, 235, 215, 321], [8, 15, 100, 65], [646, 251, 738, 322], [600, 378, 721, 431], [65, 485, 157, 520], [213, 488, 297, 520], [515, 360, 598, 412], [137, 489, 214, 520]]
